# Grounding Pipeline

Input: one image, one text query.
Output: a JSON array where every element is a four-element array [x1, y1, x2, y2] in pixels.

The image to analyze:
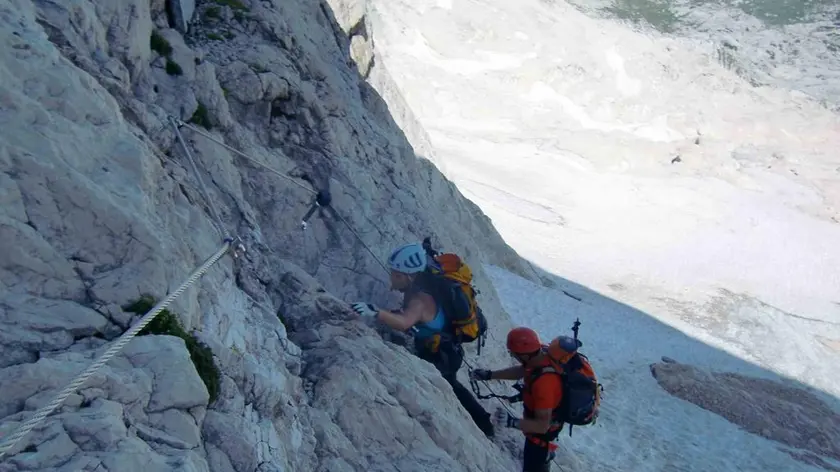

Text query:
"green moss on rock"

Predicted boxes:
[[123, 295, 221, 404]]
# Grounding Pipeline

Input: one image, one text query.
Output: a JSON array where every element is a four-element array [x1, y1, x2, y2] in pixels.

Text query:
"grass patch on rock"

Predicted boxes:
[[189, 102, 212, 129], [215, 0, 249, 11], [150, 30, 173, 56], [165, 58, 183, 76], [205, 6, 221, 19], [123, 294, 220, 404]]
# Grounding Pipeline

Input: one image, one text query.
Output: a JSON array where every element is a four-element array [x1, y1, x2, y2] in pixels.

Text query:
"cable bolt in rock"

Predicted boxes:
[[301, 189, 333, 230], [170, 117, 393, 274], [171, 116, 316, 195], [225, 236, 247, 259]]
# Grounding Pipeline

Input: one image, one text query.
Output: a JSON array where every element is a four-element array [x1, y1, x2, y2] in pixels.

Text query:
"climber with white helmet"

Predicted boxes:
[[351, 242, 495, 438]]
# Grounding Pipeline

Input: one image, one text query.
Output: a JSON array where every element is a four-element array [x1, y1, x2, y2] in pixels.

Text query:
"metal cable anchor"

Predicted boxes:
[[301, 189, 332, 230]]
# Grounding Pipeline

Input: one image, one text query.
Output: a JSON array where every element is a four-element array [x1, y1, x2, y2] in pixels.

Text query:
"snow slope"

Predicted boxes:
[[365, 0, 840, 382], [366, 0, 840, 319], [566, 0, 840, 111], [361, 0, 840, 469]]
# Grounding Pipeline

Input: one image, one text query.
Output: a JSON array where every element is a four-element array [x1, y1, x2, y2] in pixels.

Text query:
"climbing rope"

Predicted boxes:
[[170, 119, 570, 470], [173, 118, 391, 276], [174, 119, 316, 195], [169, 117, 231, 241], [0, 110, 397, 462], [463, 357, 520, 414], [171, 121, 563, 468], [0, 114, 435, 462], [0, 240, 241, 459], [332, 210, 390, 275]]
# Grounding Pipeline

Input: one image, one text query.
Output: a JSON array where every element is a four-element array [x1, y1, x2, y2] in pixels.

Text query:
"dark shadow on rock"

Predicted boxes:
[[651, 361, 840, 465]]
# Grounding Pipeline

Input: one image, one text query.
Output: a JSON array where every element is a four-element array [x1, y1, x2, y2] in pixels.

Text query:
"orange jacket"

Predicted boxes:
[[522, 356, 564, 426]]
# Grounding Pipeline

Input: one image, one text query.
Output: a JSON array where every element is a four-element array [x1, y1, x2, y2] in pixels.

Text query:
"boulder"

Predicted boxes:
[[651, 361, 840, 463]]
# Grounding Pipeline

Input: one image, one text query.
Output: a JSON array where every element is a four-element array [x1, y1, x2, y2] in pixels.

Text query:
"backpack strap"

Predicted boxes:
[[410, 271, 462, 335], [405, 274, 459, 346], [405, 272, 442, 309]]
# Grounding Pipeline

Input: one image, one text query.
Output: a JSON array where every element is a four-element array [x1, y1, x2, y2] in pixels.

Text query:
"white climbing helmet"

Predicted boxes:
[[388, 243, 428, 274]]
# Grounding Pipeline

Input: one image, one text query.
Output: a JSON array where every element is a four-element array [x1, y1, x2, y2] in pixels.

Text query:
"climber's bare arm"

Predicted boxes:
[[376, 295, 430, 332], [490, 365, 526, 380]]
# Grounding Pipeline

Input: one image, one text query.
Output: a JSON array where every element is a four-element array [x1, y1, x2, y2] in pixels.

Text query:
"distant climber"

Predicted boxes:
[[351, 242, 495, 438], [470, 326, 601, 472]]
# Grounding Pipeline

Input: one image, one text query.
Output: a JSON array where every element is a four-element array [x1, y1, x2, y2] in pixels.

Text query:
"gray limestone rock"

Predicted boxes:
[[0, 0, 536, 470], [122, 335, 209, 412]]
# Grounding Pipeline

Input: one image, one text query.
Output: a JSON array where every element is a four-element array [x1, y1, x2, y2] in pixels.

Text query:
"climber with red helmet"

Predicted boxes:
[[469, 326, 563, 472]]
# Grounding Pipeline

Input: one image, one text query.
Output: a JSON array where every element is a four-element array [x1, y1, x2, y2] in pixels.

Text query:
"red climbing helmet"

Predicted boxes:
[[506, 326, 542, 355]]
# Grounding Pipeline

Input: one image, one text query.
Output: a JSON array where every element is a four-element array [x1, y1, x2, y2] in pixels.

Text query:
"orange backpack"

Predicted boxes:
[[431, 253, 487, 342], [532, 321, 602, 436], [421, 238, 488, 353]]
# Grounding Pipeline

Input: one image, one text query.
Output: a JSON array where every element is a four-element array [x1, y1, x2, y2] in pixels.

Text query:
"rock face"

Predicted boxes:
[[169, 0, 196, 33], [651, 361, 840, 469], [0, 0, 537, 471]]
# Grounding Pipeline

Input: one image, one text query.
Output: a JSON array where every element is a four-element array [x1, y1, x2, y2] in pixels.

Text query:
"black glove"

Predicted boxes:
[[469, 369, 492, 381]]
